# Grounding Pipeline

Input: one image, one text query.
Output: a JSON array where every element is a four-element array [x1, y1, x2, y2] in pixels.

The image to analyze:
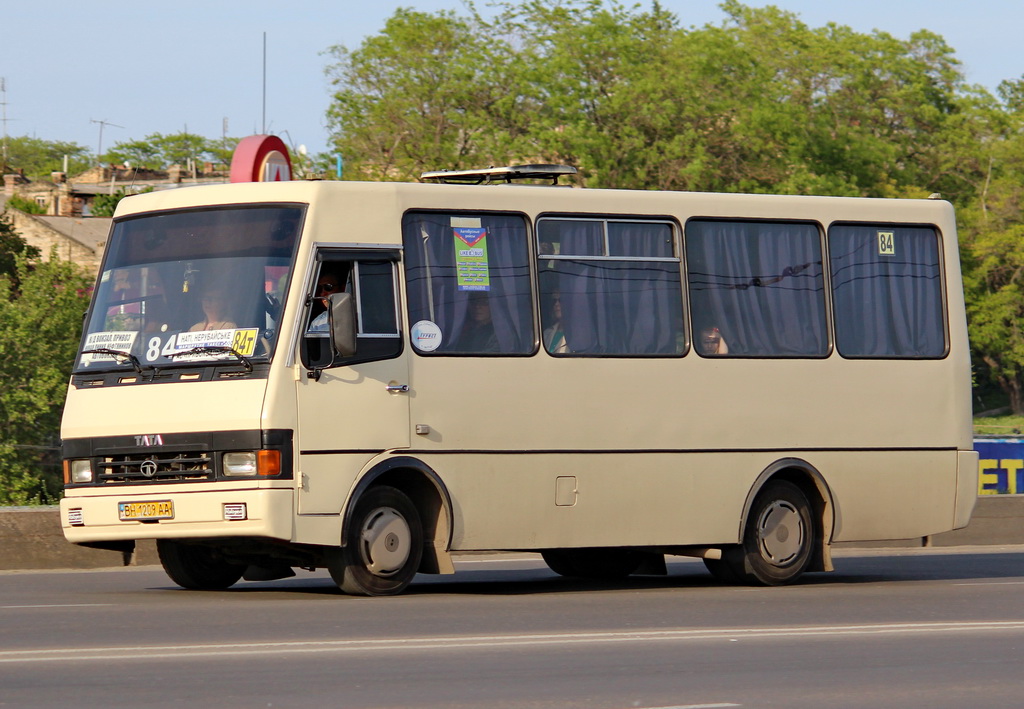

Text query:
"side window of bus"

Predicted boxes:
[[301, 257, 401, 369], [829, 224, 946, 358], [685, 220, 828, 357], [537, 217, 683, 356], [402, 212, 534, 355]]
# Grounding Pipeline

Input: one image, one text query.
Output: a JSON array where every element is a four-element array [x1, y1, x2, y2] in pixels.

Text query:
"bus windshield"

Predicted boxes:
[[75, 204, 303, 373]]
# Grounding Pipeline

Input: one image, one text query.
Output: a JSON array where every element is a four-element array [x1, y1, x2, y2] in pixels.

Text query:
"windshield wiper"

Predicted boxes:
[[80, 348, 144, 374], [167, 346, 253, 372]]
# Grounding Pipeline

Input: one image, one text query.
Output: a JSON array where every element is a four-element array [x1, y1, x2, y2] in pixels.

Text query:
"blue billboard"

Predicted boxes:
[[975, 439, 1024, 496]]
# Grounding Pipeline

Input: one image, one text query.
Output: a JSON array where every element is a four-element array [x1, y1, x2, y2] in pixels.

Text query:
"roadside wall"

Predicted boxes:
[[0, 507, 158, 570], [1, 497, 1021, 571]]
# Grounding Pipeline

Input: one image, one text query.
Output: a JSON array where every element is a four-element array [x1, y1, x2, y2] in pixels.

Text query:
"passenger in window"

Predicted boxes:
[[543, 291, 569, 354], [698, 327, 729, 356], [455, 291, 499, 352], [190, 284, 238, 332]]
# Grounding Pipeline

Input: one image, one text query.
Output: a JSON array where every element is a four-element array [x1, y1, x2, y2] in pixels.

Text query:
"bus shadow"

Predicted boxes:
[[146, 550, 1024, 597]]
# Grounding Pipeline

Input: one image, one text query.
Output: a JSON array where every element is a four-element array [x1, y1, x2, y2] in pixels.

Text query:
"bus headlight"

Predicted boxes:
[[223, 450, 281, 477], [67, 459, 93, 484], [223, 452, 257, 476]]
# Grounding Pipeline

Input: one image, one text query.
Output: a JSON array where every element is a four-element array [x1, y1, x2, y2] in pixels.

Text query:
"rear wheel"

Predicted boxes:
[[157, 540, 246, 590], [327, 486, 423, 596], [703, 480, 815, 586], [542, 548, 643, 580]]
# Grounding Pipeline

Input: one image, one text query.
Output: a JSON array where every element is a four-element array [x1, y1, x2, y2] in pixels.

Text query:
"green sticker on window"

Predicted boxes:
[[454, 227, 490, 291]]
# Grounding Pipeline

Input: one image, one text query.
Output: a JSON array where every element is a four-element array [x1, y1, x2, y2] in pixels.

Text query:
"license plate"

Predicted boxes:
[[118, 500, 174, 521]]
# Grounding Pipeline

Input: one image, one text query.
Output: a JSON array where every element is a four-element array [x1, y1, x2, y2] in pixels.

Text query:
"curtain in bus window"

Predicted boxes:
[[402, 213, 533, 354], [829, 225, 945, 357], [686, 220, 827, 357], [538, 220, 682, 356], [608, 222, 675, 258], [539, 219, 602, 256]]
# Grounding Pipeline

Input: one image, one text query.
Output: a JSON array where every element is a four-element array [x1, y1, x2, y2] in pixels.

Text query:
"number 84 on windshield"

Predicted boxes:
[[144, 329, 259, 361]]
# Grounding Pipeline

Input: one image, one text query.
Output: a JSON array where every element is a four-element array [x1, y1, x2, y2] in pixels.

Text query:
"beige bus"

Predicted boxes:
[[59, 165, 976, 595]]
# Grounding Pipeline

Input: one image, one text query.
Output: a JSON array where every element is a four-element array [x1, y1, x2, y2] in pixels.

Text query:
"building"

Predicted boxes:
[[3, 164, 231, 274], [5, 209, 109, 273]]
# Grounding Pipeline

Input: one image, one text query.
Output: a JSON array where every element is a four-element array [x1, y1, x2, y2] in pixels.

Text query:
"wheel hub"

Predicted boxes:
[[757, 500, 804, 566], [359, 507, 412, 577]]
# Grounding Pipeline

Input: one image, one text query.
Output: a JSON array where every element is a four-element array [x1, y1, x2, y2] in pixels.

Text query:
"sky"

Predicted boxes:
[[1, 1, 1021, 161]]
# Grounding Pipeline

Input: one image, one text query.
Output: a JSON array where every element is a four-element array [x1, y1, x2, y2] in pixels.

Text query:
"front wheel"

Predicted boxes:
[[157, 540, 246, 590], [327, 486, 423, 596]]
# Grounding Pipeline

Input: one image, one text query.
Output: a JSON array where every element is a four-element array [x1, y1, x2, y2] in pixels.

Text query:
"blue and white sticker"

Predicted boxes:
[[411, 320, 443, 352]]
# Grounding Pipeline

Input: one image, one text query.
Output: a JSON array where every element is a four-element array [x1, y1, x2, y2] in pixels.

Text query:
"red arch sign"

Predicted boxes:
[[229, 135, 293, 183]]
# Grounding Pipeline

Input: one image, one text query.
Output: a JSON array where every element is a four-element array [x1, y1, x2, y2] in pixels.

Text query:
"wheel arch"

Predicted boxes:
[[343, 456, 455, 574], [740, 458, 836, 573]]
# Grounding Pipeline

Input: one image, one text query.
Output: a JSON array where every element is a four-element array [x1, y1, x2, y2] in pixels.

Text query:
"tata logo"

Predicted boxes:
[[139, 460, 158, 478], [135, 434, 165, 447]]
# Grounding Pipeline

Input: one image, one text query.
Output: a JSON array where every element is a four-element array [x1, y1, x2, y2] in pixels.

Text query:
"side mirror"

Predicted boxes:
[[328, 292, 357, 358]]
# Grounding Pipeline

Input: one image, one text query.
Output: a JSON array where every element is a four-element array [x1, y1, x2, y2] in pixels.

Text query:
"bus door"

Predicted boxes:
[[295, 250, 409, 515]]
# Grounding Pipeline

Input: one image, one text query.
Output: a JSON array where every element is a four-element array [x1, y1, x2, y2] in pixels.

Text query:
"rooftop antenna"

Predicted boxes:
[[262, 32, 267, 134], [90, 118, 124, 164]]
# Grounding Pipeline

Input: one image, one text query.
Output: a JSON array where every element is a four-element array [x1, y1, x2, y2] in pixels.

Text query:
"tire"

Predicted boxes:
[[702, 481, 815, 586], [157, 540, 246, 590], [328, 486, 423, 596], [739, 480, 814, 586], [541, 548, 643, 580]]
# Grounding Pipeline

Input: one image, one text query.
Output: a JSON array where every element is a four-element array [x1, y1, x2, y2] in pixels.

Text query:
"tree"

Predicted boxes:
[[952, 85, 1024, 413], [90, 187, 153, 218], [325, 8, 528, 181], [325, 1, 966, 195], [0, 210, 41, 287], [101, 138, 163, 169], [102, 132, 235, 170], [2, 136, 91, 179], [0, 251, 93, 504]]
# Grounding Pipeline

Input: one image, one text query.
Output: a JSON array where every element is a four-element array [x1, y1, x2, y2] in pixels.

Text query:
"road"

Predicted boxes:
[[2, 547, 1023, 709]]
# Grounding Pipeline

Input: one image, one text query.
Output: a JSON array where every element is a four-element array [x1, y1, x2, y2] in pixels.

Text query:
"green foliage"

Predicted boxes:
[[90, 190, 127, 218], [90, 187, 152, 218], [0, 210, 41, 283], [102, 132, 238, 170], [326, 0, 966, 195], [325, 8, 523, 181], [974, 414, 1024, 436], [0, 252, 93, 504], [5, 194, 45, 215], [2, 136, 91, 179]]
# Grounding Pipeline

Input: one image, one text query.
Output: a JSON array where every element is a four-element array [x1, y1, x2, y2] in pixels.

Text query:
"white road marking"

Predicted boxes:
[[638, 705, 741, 709], [1, 621, 1023, 664], [0, 603, 114, 609]]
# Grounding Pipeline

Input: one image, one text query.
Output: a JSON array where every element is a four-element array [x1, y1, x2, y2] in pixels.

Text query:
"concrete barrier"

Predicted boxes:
[[0, 507, 158, 570], [0, 497, 1021, 571]]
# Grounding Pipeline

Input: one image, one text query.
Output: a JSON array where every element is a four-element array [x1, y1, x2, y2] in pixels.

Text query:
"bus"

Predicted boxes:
[[59, 165, 976, 595]]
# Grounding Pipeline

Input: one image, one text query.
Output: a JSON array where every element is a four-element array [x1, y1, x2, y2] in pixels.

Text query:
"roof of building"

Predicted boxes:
[[32, 215, 111, 252]]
